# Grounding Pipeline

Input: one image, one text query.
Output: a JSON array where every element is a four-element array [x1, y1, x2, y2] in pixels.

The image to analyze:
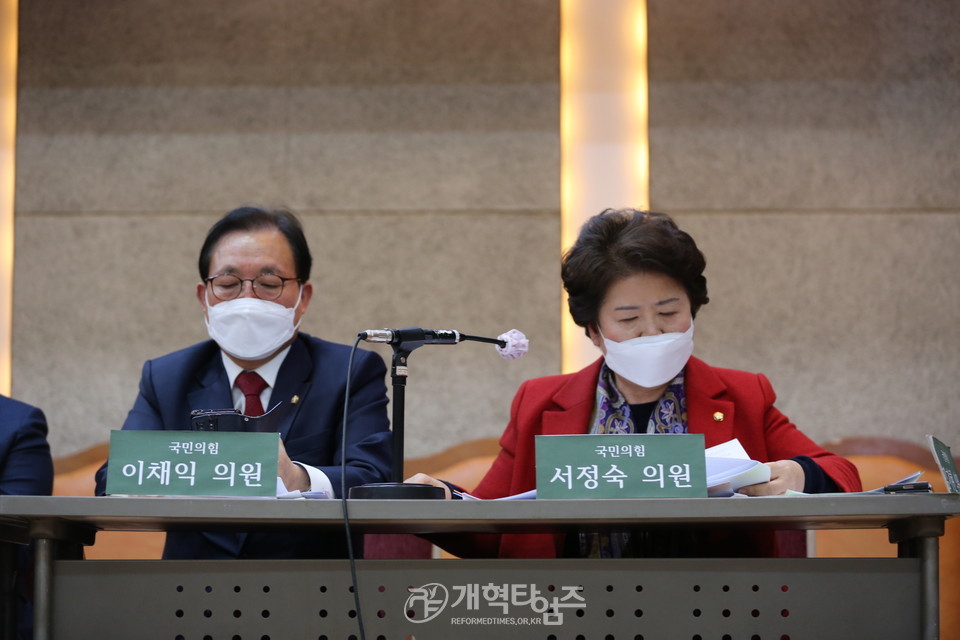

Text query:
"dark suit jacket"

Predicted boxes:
[[1, 395, 53, 640], [0, 395, 53, 497], [94, 333, 392, 559]]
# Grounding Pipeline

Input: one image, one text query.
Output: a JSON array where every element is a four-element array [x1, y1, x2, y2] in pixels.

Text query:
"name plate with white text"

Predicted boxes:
[[535, 434, 707, 499], [105, 430, 279, 497]]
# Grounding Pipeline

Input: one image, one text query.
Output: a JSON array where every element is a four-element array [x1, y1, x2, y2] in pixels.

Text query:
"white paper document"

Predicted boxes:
[[455, 489, 537, 501], [704, 439, 771, 496], [785, 471, 923, 496]]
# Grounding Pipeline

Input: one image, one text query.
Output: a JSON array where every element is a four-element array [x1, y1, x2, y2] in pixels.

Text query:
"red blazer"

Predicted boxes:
[[448, 357, 862, 558]]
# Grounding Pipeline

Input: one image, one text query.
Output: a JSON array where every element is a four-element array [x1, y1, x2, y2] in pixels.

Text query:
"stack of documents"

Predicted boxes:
[[705, 439, 771, 497]]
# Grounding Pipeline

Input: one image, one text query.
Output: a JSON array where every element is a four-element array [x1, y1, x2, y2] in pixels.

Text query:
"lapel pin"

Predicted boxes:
[[713, 411, 724, 422], [291, 395, 300, 405]]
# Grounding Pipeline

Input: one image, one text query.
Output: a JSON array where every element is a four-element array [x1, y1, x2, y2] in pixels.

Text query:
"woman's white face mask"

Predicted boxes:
[[600, 322, 694, 388], [204, 287, 302, 361]]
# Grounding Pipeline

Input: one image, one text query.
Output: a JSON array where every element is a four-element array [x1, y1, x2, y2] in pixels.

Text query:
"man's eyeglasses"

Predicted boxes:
[[205, 274, 301, 301]]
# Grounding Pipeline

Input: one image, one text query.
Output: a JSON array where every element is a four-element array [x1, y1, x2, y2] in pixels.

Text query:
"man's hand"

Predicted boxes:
[[736, 459, 805, 496], [278, 440, 310, 492]]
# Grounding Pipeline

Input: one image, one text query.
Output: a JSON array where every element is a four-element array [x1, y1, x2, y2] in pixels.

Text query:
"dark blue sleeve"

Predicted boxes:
[[0, 402, 54, 496], [316, 348, 392, 498], [442, 479, 465, 499], [793, 455, 840, 494], [119, 359, 167, 431], [95, 359, 165, 495]]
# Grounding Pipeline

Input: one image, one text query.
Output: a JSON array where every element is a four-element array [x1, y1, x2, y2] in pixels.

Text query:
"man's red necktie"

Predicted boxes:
[[236, 371, 268, 417]]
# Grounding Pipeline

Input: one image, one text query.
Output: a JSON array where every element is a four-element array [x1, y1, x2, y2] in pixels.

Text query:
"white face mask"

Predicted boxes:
[[204, 288, 302, 361], [600, 322, 694, 388]]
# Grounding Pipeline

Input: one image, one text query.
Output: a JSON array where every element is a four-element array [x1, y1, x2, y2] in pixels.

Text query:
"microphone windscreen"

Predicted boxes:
[[496, 329, 529, 360]]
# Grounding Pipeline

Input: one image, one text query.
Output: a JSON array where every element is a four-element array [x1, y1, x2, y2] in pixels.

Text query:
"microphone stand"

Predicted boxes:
[[349, 338, 446, 499]]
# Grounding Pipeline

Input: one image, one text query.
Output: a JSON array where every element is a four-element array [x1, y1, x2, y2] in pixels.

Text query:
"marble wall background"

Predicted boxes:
[[11, 0, 959, 463], [13, 0, 561, 458], [648, 0, 960, 447]]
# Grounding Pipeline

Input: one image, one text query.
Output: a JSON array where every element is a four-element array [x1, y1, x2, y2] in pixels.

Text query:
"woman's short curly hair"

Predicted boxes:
[[561, 209, 709, 333]]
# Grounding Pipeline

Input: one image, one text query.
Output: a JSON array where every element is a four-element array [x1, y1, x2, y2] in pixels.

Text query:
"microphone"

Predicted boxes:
[[358, 327, 528, 360], [358, 328, 461, 345]]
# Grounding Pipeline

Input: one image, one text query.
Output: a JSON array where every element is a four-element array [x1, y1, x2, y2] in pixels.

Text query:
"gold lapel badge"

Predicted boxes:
[[291, 395, 300, 405], [712, 411, 724, 422]]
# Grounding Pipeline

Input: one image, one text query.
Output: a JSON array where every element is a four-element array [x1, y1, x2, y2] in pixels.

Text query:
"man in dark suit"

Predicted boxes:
[[0, 395, 53, 498], [1, 394, 54, 640], [94, 206, 392, 559]]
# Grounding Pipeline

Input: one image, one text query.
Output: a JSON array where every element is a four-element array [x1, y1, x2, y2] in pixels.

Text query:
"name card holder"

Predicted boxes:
[[535, 434, 707, 499], [928, 434, 960, 493], [105, 430, 279, 497]]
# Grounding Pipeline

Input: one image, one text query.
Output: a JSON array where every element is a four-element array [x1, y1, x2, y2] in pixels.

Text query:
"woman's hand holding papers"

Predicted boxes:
[[405, 473, 452, 499], [736, 459, 805, 496]]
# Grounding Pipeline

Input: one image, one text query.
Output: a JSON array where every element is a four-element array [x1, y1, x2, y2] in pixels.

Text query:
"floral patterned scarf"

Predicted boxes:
[[590, 363, 688, 435], [579, 363, 688, 558]]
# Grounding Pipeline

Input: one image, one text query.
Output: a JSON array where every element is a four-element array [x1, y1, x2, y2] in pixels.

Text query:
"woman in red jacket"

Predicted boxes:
[[411, 209, 862, 558]]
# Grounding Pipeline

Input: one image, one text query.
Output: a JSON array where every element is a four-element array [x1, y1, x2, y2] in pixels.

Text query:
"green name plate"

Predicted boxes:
[[535, 434, 707, 499], [105, 430, 279, 497], [928, 434, 960, 493]]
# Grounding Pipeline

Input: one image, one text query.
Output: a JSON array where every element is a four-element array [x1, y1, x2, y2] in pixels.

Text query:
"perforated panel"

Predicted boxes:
[[53, 558, 920, 639]]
